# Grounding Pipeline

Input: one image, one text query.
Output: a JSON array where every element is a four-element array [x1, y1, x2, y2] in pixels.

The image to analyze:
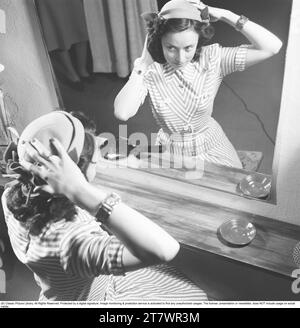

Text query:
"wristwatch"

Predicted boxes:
[[235, 15, 249, 31], [95, 192, 122, 223]]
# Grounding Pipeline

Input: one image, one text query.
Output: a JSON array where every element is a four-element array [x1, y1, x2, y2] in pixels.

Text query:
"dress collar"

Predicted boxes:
[[163, 61, 196, 83]]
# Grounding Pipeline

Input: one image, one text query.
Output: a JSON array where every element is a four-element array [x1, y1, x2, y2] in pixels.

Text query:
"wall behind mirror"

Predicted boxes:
[[0, 0, 58, 135]]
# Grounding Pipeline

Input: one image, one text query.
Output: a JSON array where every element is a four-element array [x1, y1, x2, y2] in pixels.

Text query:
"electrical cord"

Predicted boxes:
[[223, 80, 275, 146]]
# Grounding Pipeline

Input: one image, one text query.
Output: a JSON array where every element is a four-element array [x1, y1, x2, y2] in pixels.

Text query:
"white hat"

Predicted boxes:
[[18, 111, 85, 164], [159, 0, 209, 22]]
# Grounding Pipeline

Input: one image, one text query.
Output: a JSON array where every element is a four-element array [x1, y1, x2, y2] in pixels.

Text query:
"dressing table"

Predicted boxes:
[[93, 160, 300, 300]]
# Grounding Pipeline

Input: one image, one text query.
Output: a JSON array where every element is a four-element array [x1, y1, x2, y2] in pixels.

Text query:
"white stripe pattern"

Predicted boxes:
[[107, 264, 207, 301], [2, 190, 207, 301], [133, 43, 249, 168]]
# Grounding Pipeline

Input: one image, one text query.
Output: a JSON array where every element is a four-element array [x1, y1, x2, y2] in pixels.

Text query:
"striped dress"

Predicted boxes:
[[2, 190, 207, 302], [136, 43, 249, 168]]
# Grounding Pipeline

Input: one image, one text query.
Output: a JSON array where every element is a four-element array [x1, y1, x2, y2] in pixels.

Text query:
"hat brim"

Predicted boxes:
[[159, 0, 209, 23], [18, 111, 85, 164]]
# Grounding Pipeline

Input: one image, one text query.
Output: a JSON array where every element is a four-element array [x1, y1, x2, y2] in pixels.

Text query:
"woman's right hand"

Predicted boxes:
[[20, 138, 89, 202], [21, 134, 180, 267], [136, 34, 154, 69]]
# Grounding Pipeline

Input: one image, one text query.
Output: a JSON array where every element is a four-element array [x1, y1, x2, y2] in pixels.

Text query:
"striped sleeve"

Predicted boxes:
[[220, 44, 250, 77], [60, 219, 125, 278]]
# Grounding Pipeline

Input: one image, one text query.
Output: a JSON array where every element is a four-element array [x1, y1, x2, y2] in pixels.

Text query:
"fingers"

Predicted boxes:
[[142, 34, 149, 55], [19, 159, 48, 179], [30, 139, 52, 159], [34, 185, 55, 195], [49, 138, 67, 159], [19, 159, 32, 172], [27, 137, 66, 161], [21, 138, 63, 167], [144, 33, 149, 44], [187, 0, 206, 10], [25, 141, 52, 168]]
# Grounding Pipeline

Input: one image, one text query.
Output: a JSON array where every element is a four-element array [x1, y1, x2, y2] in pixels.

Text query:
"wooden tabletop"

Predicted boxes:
[[1, 160, 298, 279], [94, 163, 300, 278], [130, 153, 274, 203]]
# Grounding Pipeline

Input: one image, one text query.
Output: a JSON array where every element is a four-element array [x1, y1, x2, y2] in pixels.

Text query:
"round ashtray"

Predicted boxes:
[[218, 218, 256, 246], [239, 174, 271, 199]]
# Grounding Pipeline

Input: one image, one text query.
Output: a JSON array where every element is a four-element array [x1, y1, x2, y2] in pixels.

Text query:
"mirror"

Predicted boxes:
[[32, 0, 292, 203]]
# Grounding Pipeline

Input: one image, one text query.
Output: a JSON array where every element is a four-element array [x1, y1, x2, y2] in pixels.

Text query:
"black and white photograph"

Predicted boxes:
[[0, 0, 300, 310]]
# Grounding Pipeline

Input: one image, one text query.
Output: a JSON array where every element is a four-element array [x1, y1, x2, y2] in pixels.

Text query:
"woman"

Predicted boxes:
[[114, 0, 282, 168], [1, 111, 207, 301]]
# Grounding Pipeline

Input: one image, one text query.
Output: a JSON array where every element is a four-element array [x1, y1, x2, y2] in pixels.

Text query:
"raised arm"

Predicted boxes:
[[219, 9, 283, 68], [21, 138, 180, 272], [189, 1, 283, 68], [114, 35, 154, 121]]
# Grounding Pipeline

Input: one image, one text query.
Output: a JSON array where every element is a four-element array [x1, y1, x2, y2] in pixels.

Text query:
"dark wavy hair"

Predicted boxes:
[[6, 114, 97, 236], [147, 17, 215, 64], [70, 110, 97, 134]]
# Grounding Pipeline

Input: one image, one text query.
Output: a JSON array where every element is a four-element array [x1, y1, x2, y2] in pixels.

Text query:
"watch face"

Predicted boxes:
[[105, 193, 121, 209], [236, 15, 249, 30], [107, 199, 115, 206], [96, 193, 121, 223]]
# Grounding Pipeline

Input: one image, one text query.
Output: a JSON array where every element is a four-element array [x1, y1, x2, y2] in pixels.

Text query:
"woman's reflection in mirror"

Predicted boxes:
[[35, 0, 95, 91], [114, 0, 283, 168]]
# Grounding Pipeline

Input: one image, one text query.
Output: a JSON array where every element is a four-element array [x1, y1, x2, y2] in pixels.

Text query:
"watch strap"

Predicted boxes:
[[95, 192, 121, 223], [235, 15, 249, 31]]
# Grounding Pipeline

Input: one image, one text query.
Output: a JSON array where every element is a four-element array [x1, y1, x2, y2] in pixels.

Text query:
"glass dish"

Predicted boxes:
[[218, 218, 256, 246], [238, 173, 271, 199]]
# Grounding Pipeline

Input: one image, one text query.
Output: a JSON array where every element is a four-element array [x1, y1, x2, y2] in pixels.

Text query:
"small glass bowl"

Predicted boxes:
[[218, 218, 256, 246], [238, 173, 271, 199]]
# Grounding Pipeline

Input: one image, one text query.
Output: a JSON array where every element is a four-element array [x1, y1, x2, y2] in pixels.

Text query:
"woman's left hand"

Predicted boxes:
[[206, 6, 226, 22], [20, 138, 90, 200], [187, 0, 226, 22]]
